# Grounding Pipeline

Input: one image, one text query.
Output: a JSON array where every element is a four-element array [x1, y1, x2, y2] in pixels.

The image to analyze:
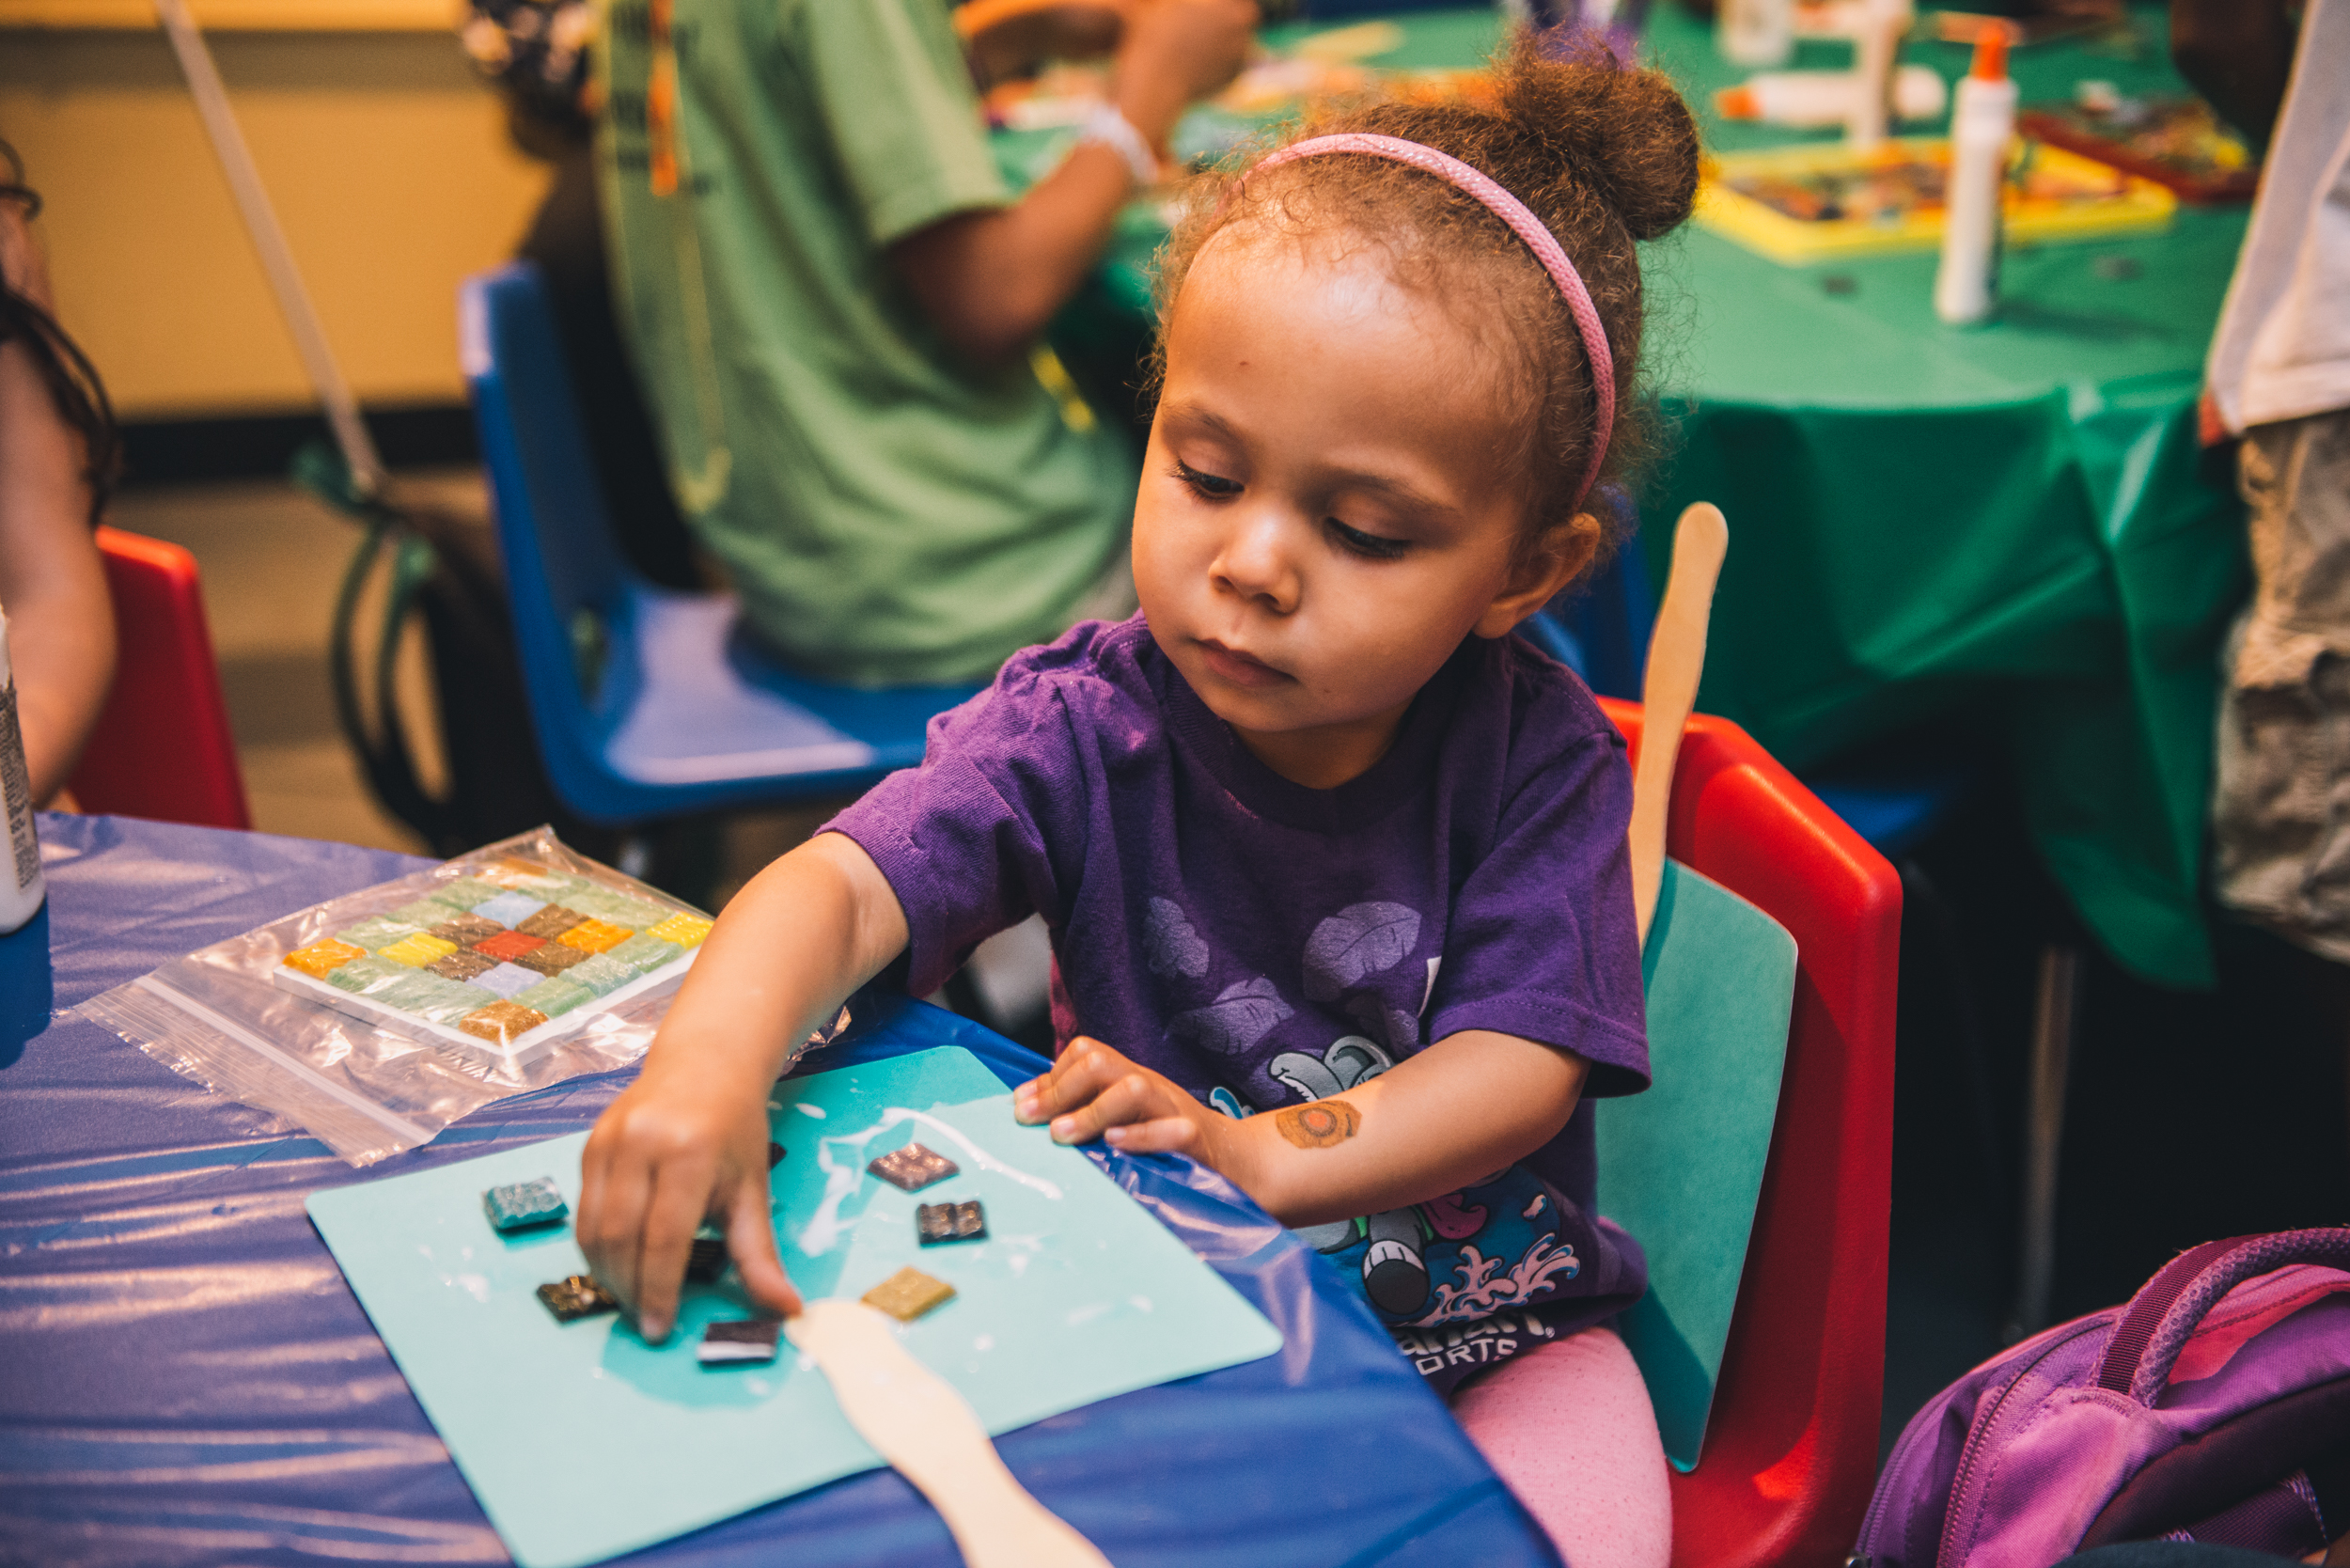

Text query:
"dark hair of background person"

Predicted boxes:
[[1152, 34, 1700, 574], [0, 141, 120, 531]]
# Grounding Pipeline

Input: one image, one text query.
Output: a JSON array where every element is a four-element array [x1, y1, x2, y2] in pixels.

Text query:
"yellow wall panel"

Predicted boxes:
[[0, 29, 549, 417], [0, 1, 455, 29]]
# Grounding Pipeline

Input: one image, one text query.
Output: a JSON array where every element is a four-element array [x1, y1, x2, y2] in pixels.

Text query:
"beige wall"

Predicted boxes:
[[0, 25, 551, 418]]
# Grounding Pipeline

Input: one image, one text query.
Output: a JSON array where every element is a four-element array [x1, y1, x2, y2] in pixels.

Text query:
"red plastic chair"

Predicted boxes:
[[67, 526, 251, 831], [1600, 698, 1901, 1568]]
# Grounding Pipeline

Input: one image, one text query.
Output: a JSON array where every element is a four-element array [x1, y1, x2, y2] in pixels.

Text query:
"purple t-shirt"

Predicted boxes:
[[827, 614, 1650, 1391]]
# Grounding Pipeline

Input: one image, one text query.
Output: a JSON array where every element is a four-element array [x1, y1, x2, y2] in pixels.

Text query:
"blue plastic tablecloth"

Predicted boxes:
[[0, 814, 1557, 1567]]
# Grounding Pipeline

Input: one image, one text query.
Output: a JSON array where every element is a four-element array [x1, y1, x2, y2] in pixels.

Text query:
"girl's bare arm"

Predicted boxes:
[[576, 832, 908, 1341], [1016, 1028, 1589, 1226], [0, 202, 114, 806]]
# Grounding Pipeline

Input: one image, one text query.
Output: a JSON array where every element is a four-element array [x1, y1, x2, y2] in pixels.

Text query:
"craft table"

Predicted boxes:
[[0, 813, 1557, 1566], [1017, 3, 2249, 986]]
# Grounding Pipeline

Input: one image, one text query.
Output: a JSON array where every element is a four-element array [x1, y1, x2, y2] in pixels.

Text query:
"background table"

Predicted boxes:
[[0, 813, 1555, 1566], [1023, 3, 2249, 986]]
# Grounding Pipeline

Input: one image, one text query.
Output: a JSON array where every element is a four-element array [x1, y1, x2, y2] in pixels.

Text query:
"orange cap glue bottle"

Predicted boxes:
[[1935, 26, 2016, 326]]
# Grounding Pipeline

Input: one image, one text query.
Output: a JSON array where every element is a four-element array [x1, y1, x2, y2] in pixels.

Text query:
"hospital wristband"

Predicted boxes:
[[1077, 102, 1161, 189]]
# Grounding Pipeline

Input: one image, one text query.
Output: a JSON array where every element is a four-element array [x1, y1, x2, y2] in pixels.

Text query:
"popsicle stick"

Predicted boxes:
[[1630, 503, 1729, 945], [786, 1300, 1111, 1568]]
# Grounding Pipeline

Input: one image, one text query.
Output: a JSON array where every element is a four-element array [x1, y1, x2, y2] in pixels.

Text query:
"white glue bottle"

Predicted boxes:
[[0, 608, 45, 934], [1935, 27, 2015, 326], [1718, 0, 1794, 69]]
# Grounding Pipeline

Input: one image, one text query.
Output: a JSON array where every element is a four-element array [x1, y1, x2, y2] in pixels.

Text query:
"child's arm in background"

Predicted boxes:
[[1015, 1030, 1588, 1226], [577, 833, 908, 1341]]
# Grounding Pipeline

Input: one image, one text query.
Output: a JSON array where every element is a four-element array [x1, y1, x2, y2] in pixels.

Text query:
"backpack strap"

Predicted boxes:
[[2096, 1230, 2350, 1405]]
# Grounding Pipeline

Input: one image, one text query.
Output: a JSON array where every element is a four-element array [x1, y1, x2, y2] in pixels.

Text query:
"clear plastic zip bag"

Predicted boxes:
[[81, 826, 728, 1165]]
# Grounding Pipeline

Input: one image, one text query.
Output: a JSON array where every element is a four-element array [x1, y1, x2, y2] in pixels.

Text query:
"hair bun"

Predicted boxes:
[[1495, 39, 1700, 243]]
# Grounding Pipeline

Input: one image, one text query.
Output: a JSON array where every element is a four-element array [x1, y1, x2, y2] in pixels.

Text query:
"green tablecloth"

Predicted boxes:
[[1006, 5, 2251, 985]]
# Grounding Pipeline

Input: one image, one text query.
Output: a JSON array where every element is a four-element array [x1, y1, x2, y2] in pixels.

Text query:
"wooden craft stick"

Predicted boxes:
[[785, 1300, 1112, 1568], [1629, 503, 1729, 946]]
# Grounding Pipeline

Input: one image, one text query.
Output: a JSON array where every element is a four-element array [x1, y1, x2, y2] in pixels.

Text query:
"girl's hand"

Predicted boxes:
[[577, 1058, 803, 1342], [1014, 1036, 1250, 1177], [572, 833, 909, 1342], [1025, 1028, 1588, 1230]]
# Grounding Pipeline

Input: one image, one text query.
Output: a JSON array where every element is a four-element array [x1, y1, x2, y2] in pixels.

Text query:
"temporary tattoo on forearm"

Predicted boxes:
[[1275, 1098, 1360, 1150]]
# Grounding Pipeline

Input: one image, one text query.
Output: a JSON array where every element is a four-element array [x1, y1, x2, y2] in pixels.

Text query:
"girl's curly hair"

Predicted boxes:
[[1150, 33, 1699, 567], [1, 141, 120, 529]]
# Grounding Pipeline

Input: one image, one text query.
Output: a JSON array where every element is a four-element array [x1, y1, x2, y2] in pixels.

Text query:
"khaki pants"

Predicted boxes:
[[2211, 407, 2350, 961]]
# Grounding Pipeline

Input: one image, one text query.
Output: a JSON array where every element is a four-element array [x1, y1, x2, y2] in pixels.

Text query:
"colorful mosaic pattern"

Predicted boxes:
[[284, 938, 366, 979], [565, 953, 634, 996], [515, 942, 586, 976], [514, 976, 591, 1016], [516, 903, 587, 939], [473, 929, 544, 964], [557, 918, 631, 955], [338, 917, 422, 951], [647, 913, 713, 949], [278, 865, 704, 1050], [327, 955, 408, 993], [429, 914, 505, 947], [460, 1000, 550, 1045], [474, 963, 543, 999], [382, 933, 459, 968], [606, 933, 682, 975], [430, 949, 497, 982]]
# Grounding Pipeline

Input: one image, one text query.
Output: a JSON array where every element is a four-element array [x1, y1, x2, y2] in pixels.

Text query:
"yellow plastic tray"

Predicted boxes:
[[1694, 136, 2175, 266]]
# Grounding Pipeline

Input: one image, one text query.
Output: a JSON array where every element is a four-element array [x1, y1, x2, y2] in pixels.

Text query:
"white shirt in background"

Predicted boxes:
[[2207, 0, 2350, 433]]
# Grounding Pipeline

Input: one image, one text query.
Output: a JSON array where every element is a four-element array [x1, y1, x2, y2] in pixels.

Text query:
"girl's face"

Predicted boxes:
[[1134, 227, 1590, 789]]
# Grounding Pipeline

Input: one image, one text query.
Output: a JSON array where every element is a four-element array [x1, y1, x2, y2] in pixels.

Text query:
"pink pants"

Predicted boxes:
[[1449, 1325, 1673, 1568]]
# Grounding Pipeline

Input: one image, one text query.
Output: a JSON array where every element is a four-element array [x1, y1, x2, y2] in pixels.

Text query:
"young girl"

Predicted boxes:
[[578, 40, 1699, 1565]]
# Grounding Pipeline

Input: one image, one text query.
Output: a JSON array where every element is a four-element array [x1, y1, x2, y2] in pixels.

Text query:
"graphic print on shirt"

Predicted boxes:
[[1265, 1066, 1585, 1326], [1143, 896, 1211, 979], [1175, 898, 1584, 1329], [1169, 975, 1292, 1056]]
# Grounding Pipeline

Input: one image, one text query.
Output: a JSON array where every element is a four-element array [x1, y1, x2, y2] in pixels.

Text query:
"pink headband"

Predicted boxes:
[[1239, 133, 1616, 510]]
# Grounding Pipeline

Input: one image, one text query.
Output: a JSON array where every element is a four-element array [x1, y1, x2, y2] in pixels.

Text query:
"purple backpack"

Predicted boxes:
[[1855, 1229, 2350, 1565]]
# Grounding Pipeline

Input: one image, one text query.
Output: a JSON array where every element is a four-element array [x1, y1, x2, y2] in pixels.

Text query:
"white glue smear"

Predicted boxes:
[[797, 1106, 1062, 1257]]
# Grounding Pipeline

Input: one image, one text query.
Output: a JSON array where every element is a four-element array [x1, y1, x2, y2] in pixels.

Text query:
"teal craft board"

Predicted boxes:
[[306, 1046, 1281, 1568], [1599, 858, 1798, 1472]]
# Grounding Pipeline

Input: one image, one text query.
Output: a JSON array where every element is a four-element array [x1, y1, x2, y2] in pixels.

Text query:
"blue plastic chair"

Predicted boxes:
[[460, 263, 981, 825]]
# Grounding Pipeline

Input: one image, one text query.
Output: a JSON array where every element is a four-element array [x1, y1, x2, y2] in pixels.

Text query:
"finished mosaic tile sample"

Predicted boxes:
[[272, 856, 707, 1058]]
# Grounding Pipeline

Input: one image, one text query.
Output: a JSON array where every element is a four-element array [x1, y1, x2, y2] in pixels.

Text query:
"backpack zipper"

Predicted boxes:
[[1854, 1325, 2079, 1557], [1933, 1318, 2110, 1568]]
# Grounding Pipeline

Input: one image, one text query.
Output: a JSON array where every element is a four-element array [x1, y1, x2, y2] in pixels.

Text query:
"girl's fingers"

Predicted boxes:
[[1023, 1038, 1132, 1123], [1103, 1116, 1200, 1154], [630, 1158, 714, 1344], [581, 1144, 655, 1319], [574, 1132, 610, 1270], [727, 1177, 802, 1320], [1049, 1071, 1166, 1144], [1012, 1074, 1051, 1123]]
